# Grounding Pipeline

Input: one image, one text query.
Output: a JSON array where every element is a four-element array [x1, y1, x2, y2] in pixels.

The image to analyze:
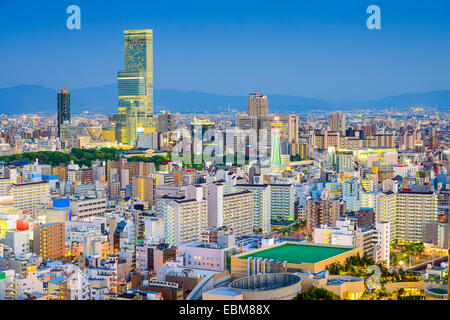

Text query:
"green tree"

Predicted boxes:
[[296, 286, 341, 300]]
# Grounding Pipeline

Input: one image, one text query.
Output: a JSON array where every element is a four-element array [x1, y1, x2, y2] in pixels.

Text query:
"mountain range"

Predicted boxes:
[[0, 84, 449, 115]]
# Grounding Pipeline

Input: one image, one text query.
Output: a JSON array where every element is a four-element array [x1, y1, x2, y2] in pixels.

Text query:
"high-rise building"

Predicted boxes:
[[132, 176, 154, 207], [269, 184, 295, 221], [248, 93, 268, 117], [107, 158, 155, 184], [10, 181, 50, 212], [206, 183, 254, 236], [234, 184, 271, 234], [159, 186, 208, 246], [111, 29, 155, 144], [335, 150, 354, 173], [33, 222, 65, 261], [306, 199, 340, 234], [156, 110, 175, 133], [425, 222, 448, 249], [329, 112, 346, 135], [377, 189, 438, 242], [57, 90, 71, 138]]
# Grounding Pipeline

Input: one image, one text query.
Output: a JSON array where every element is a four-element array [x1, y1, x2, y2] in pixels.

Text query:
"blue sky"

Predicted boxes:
[[0, 0, 449, 101]]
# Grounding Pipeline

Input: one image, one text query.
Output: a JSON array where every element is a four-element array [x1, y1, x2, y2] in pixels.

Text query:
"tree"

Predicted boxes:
[[297, 286, 341, 300], [390, 251, 400, 266]]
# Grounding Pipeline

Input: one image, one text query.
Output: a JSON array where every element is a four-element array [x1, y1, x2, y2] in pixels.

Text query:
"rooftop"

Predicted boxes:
[[238, 242, 353, 264]]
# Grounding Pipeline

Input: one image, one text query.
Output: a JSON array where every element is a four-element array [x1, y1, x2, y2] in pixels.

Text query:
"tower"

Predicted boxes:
[[270, 117, 282, 166], [57, 90, 71, 138], [112, 29, 155, 145]]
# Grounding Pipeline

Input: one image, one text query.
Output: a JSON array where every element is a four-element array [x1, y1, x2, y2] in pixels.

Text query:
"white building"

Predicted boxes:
[[235, 184, 271, 234], [206, 182, 254, 236], [159, 185, 208, 246], [393, 164, 420, 178], [313, 219, 391, 266], [69, 197, 106, 221], [5, 230, 30, 258], [377, 189, 438, 242]]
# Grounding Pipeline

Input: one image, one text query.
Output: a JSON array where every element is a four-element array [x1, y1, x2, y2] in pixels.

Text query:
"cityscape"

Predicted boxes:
[[0, 1, 449, 307]]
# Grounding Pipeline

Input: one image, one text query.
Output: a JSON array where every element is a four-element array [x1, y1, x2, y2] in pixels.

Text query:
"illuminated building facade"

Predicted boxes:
[[270, 118, 282, 166], [111, 29, 155, 144]]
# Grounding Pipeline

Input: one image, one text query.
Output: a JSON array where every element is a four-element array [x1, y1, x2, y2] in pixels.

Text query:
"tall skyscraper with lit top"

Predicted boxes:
[[111, 29, 155, 144], [270, 117, 282, 166]]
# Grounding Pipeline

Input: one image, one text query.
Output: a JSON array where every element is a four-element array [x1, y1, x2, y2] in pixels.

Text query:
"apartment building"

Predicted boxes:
[[107, 159, 155, 183], [269, 184, 295, 221], [10, 181, 50, 212], [234, 184, 271, 234], [132, 176, 154, 207], [135, 243, 177, 273], [0, 178, 12, 196], [33, 222, 65, 261], [306, 199, 341, 235], [159, 187, 208, 246], [377, 189, 438, 242], [206, 183, 254, 236], [425, 222, 448, 249], [69, 197, 107, 220], [314, 219, 390, 265]]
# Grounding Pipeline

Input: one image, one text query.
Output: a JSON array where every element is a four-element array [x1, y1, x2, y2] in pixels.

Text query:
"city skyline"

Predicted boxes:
[[0, 0, 449, 305]]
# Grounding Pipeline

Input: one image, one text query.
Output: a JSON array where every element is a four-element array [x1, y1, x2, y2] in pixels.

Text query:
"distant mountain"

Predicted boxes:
[[364, 90, 450, 109], [0, 84, 449, 115]]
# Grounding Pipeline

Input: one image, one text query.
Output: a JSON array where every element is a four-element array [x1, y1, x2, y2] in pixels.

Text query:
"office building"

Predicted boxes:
[[248, 93, 268, 117], [111, 29, 154, 144], [57, 90, 71, 138]]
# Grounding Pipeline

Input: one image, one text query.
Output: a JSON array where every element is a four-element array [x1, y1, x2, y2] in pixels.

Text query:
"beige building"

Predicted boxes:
[[329, 112, 346, 135], [377, 190, 438, 242], [248, 93, 268, 117], [221, 191, 254, 236], [0, 177, 12, 196], [10, 181, 50, 212]]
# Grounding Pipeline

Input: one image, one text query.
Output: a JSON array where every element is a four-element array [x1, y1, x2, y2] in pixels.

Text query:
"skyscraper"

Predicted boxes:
[[57, 90, 71, 138], [329, 112, 346, 135], [248, 93, 268, 117], [111, 29, 154, 145], [156, 110, 175, 133]]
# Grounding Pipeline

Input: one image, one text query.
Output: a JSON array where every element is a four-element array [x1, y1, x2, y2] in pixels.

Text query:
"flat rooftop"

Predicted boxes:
[[238, 243, 353, 264]]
